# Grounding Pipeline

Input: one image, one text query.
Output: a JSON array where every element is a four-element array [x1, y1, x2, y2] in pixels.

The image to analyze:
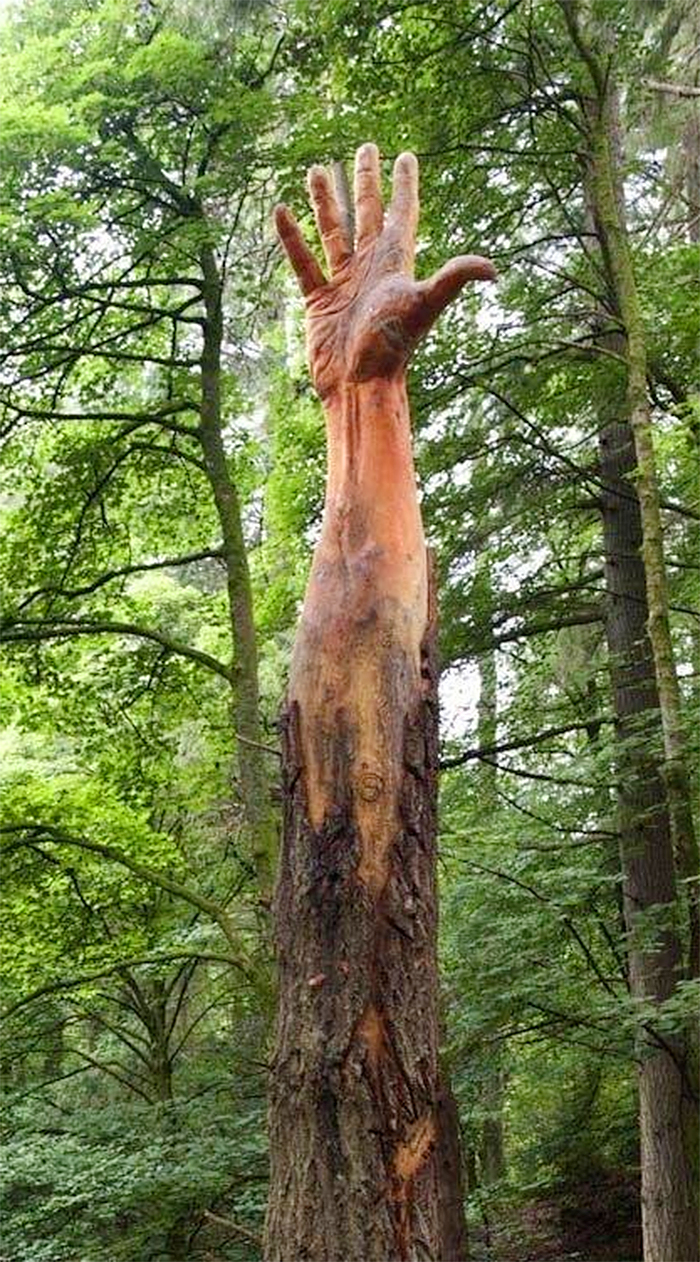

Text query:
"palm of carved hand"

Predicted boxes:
[[275, 143, 495, 400]]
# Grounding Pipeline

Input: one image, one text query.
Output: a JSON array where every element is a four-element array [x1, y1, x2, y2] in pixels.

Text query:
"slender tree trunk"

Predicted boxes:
[[684, 106, 700, 243], [199, 244, 276, 893], [436, 1080, 470, 1261], [480, 1071, 505, 1187], [582, 49, 700, 980], [107, 139, 276, 893], [41, 1012, 65, 1079], [474, 553, 497, 809], [558, 12, 700, 1248], [588, 75, 700, 1257], [474, 554, 505, 1189], [682, 7, 700, 244], [598, 404, 699, 1262], [464, 1144, 478, 1198], [148, 982, 175, 1105]]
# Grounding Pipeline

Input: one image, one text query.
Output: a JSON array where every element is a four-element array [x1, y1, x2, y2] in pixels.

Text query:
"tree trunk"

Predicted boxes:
[[480, 1070, 505, 1187], [436, 1080, 470, 1261], [683, 105, 700, 243], [474, 552, 505, 1190], [147, 980, 175, 1105], [474, 552, 497, 809], [266, 142, 495, 1262], [559, 11, 700, 1249], [598, 406, 699, 1262], [464, 1144, 478, 1198], [266, 554, 441, 1261], [585, 65, 700, 980], [164, 1214, 194, 1261], [199, 244, 276, 894], [41, 1012, 65, 1079], [682, 6, 700, 244]]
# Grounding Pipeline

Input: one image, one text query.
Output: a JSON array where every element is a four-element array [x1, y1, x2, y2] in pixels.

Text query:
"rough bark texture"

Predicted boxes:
[[266, 565, 442, 1262], [598, 412, 699, 1262], [586, 74, 700, 980], [562, 13, 700, 1247], [436, 1080, 470, 1261]]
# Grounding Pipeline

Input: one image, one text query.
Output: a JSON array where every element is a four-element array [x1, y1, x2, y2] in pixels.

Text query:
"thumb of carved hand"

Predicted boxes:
[[404, 255, 496, 344]]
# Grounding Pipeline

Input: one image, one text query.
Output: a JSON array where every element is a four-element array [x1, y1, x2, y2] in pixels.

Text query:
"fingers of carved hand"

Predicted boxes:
[[275, 147, 497, 384], [354, 142, 383, 248], [274, 205, 325, 297], [308, 165, 353, 274]]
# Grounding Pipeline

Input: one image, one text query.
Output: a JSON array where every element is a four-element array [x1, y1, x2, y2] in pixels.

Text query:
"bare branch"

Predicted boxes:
[[0, 825, 246, 959], [18, 548, 224, 607], [440, 719, 612, 769], [202, 1210, 262, 1250], [643, 78, 700, 99], [0, 619, 234, 684]]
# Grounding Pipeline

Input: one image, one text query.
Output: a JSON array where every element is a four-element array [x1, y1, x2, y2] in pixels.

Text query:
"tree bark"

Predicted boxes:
[[559, 12, 700, 1250], [681, 5, 700, 244], [598, 407, 699, 1262], [199, 243, 276, 893], [266, 144, 494, 1262], [579, 27, 700, 981], [267, 574, 441, 1259], [436, 1080, 470, 1261]]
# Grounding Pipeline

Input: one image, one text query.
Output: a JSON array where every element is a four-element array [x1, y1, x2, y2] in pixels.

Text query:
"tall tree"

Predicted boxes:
[[265, 144, 494, 1262], [0, 0, 281, 894], [558, 4, 700, 1253], [285, 4, 698, 1256]]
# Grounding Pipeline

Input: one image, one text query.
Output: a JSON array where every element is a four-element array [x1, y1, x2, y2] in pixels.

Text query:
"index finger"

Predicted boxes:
[[274, 204, 326, 297]]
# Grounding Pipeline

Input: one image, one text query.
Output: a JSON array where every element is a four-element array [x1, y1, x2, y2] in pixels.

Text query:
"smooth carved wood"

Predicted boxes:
[[265, 144, 494, 1262]]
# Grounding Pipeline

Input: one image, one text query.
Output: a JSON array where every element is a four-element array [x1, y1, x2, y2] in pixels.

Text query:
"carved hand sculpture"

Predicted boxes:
[[275, 144, 495, 895], [275, 142, 495, 401], [267, 146, 495, 1261]]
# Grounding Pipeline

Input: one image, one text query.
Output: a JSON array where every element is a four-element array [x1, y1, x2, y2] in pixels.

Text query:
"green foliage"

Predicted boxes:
[[1, 1094, 266, 1261], [0, 0, 697, 1256]]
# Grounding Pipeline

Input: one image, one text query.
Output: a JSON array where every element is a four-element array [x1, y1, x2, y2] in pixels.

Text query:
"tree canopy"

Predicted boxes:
[[0, 1, 697, 1259]]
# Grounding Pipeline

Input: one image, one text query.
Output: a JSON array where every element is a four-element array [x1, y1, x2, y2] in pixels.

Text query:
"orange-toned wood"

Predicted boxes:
[[265, 143, 494, 1262]]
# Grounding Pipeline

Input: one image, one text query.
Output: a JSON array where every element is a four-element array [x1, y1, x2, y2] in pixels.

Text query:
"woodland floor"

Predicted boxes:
[[469, 1170, 642, 1262]]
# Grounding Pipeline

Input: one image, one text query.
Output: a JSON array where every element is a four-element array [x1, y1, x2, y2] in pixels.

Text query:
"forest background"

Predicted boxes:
[[0, 0, 698, 1259]]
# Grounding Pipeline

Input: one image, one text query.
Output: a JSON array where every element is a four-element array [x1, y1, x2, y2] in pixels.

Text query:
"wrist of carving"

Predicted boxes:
[[321, 375, 410, 421]]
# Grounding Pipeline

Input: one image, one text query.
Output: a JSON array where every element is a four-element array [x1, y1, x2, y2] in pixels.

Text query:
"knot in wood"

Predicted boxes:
[[356, 764, 384, 802]]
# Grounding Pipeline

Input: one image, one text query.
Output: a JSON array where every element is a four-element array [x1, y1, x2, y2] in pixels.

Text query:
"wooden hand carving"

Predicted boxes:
[[275, 142, 495, 401], [274, 143, 495, 890], [267, 146, 495, 1262]]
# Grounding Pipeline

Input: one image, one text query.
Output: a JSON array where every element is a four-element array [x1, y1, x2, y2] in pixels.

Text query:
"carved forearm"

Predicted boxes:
[[289, 375, 429, 887], [312, 376, 427, 632]]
